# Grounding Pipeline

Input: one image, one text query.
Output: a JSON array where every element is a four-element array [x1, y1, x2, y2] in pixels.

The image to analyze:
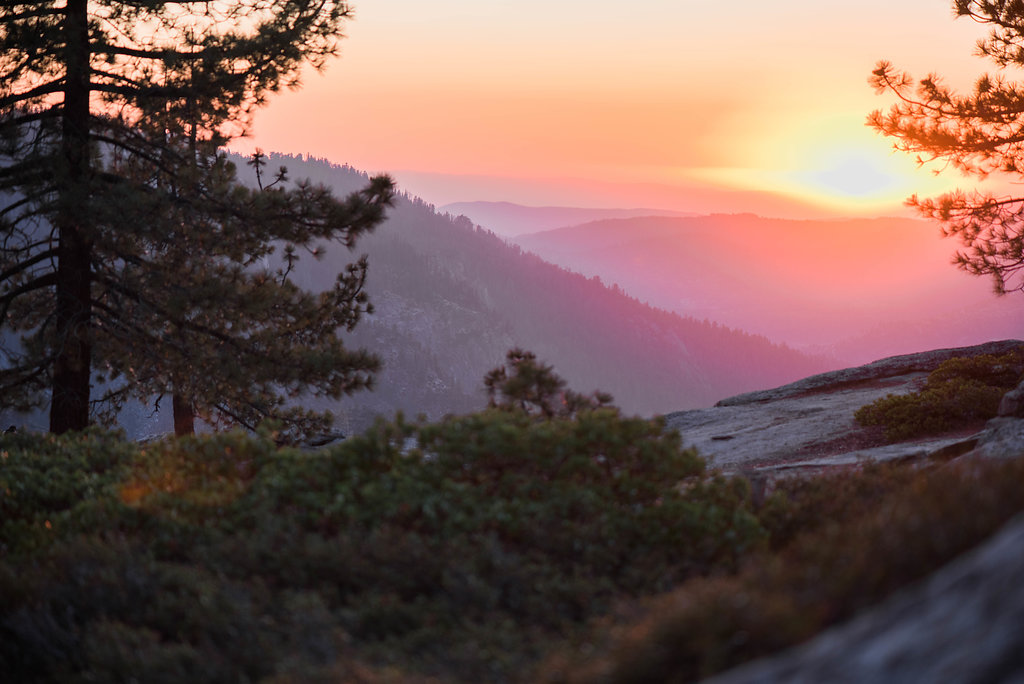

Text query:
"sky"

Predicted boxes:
[[237, 0, 1005, 217]]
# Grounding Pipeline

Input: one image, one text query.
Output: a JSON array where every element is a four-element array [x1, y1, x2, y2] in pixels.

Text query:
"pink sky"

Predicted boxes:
[[237, 0, 1002, 217]]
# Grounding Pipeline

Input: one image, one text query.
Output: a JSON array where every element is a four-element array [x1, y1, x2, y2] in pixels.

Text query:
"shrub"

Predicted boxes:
[[855, 349, 1024, 442], [0, 352, 768, 683], [539, 456, 1024, 684], [227, 406, 765, 678], [0, 428, 135, 554]]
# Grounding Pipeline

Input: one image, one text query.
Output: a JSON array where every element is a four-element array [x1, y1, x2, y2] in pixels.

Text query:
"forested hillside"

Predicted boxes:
[[0, 154, 830, 435], [232, 154, 829, 432], [517, 215, 1024, 364]]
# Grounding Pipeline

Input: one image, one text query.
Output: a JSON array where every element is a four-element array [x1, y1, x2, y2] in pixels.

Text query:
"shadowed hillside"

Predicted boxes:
[[0, 155, 832, 436], [231, 154, 830, 432]]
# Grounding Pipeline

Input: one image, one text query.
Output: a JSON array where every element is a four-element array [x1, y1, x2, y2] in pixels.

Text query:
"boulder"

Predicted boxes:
[[659, 342, 1024, 683], [962, 417, 1024, 460], [998, 379, 1024, 418], [702, 514, 1024, 684]]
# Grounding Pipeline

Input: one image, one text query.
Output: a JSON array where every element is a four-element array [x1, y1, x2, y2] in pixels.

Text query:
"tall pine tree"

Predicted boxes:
[[94, 149, 392, 440], [0, 1, 393, 435], [870, 0, 1024, 294]]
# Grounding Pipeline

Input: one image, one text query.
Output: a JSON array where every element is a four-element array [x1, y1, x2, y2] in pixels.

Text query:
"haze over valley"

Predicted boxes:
[[228, 155, 831, 433], [238, 152, 1024, 432], [213, 1, 1024, 426], [513, 212, 1024, 365], [101, 150, 1024, 438]]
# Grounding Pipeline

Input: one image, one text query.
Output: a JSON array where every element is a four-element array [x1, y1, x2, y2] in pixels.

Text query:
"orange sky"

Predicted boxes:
[[238, 0, 1005, 217]]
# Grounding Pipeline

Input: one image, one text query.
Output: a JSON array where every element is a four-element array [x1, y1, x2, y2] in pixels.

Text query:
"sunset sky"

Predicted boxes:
[[239, 0, 1003, 217]]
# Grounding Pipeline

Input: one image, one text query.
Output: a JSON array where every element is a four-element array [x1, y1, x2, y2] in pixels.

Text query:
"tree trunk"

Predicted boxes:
[[50, 230, 92, 433], [172, 393, 195, 436], [50, 0, 92, 434]]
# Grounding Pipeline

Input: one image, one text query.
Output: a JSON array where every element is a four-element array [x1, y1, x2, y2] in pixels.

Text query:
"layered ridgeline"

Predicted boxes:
[[516, 214, 1024, 365], [226, 154, 827, 433], [438, 201, 695, 239], [0, 154, 828, 435]]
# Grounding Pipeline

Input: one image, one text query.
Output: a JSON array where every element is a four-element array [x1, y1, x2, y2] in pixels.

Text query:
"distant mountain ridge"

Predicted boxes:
[[516, 214, 1024, 365], [0, 154, 834, 436], [228, 155, 830, 433], [439, 200, 694, 238]]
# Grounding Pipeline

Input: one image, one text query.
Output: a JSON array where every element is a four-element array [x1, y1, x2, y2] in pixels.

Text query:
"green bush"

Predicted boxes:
[[5, 352, 1024, 683], [0, 428, 136, 554], [855, 349, 1024, 442], [0, 352, 768, 683], [226, 407, 764, 679]]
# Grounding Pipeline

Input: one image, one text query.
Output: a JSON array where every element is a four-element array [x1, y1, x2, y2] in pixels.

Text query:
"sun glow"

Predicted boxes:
[[796, 151, 902, 200], [685, 111, 970, 215], [238, 0, 998, 216]]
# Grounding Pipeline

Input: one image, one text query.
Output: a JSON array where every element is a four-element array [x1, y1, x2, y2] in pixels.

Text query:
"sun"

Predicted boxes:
[[798, 152, 901, 200], [779, 146, 918, 212], [770, 112, 977, 213], [690, 113, 970, 216]]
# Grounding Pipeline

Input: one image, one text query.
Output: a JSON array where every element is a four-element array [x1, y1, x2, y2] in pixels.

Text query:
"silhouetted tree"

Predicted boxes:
[[485, 348, 613, 419], [0, 1, 393, 436], [870, 0, 1024, 294], [93, 150, 393, 441]]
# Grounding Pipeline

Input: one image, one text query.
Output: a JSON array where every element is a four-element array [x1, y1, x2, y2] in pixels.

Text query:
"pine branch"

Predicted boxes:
[[0, 5, 64, 23], [0, 246, 56, 284], [0, 108, 60, 132], [0, 78, 65, 109], [0, 271, 56, 321]]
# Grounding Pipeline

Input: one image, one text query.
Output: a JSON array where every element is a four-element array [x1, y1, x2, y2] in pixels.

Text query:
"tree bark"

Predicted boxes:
[[50, 0, 92, 433], [172, 393, 195, 436]]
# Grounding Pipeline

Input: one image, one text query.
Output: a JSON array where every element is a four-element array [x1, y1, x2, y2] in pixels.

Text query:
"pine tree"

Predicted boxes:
[[0, 1, 394, 435], [869, 0, 1024, 294], [484, 348, 614, 419], [92, 149, 393, 441]]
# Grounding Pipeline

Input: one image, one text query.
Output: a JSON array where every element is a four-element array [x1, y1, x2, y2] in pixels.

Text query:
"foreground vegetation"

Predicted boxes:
[[0, 354, 757, 682], [855, 349, 1024, 442], [0, 422, 759, 682], [542, 456, 1024, 682], [2, 355, 1022, 682]]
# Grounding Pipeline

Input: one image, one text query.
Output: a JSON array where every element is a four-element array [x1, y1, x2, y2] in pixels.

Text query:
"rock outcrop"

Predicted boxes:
[[966, 417, 1024, 461], [666, 341, 1024, 683], [664, 340, 1024, 474], [999, 379, 1024, 418], [702, 513, 1024, 684], [715, 339, 1024, 407]]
